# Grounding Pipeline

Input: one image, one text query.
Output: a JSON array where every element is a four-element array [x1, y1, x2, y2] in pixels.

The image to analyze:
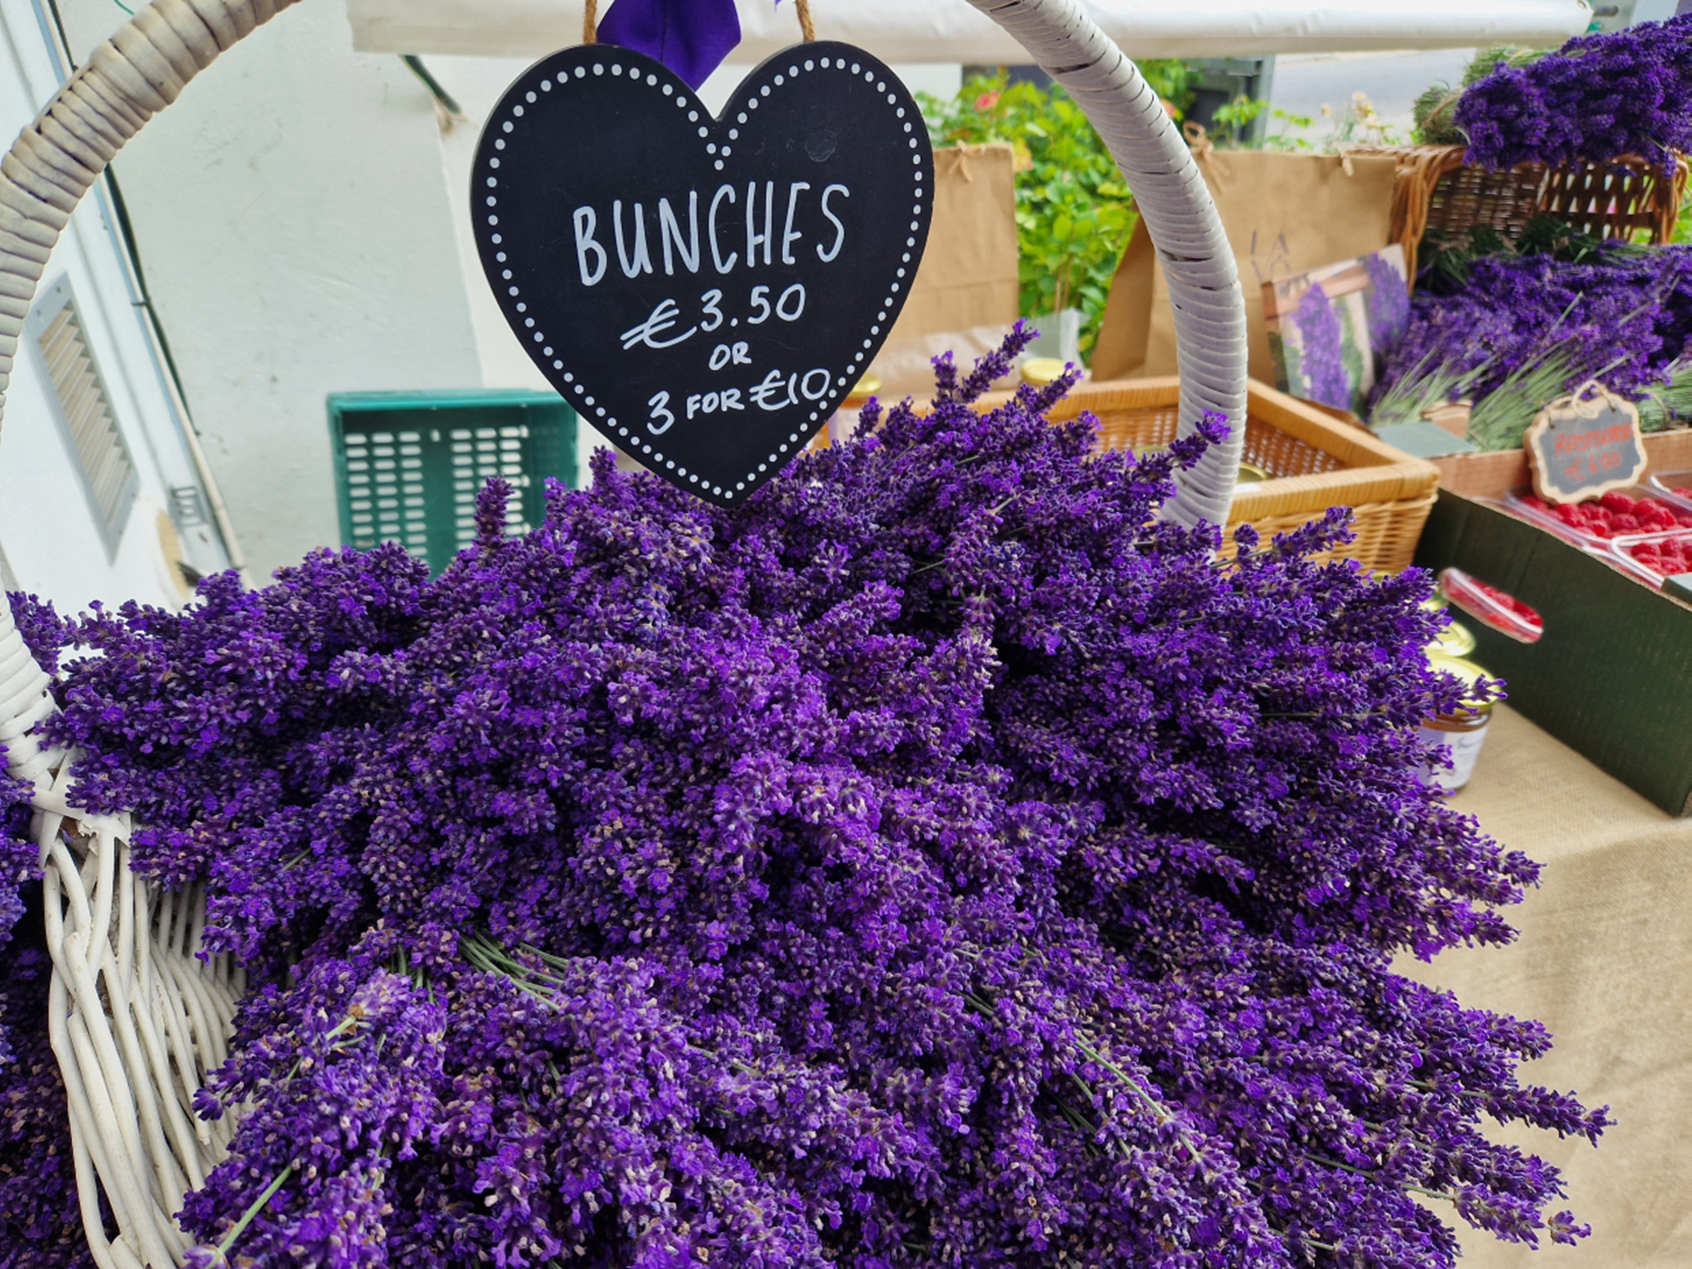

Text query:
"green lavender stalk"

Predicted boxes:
[[1367, 353, 1493, 432], [1636, 357, 1692, 432]]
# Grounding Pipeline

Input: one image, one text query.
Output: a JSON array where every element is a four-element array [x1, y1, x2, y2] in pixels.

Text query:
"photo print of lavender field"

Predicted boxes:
[[1264, 245, 1410, 414]]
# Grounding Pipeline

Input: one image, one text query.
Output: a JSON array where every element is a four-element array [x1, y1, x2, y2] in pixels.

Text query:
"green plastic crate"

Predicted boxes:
[[327, 390, 577, 573]]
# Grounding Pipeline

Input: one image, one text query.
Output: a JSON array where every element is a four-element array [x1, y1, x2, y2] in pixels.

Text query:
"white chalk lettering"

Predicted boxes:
[[781, 182, 811, 265], [818, 184, 849, 262], [658, 192, 700, 276], [576, 181, 847, 283], [613, 199, 653, 278], [647, 390, 675, 434], [746, 180, 774, 268], [573, 206, 607, 286], [684, 389, 746, 420], [776, 283, 806, 322], [620, 296, 696, 350], [749, 368, 798, 411], [708, 185, 738, 274], [707, 342, 754, 371]]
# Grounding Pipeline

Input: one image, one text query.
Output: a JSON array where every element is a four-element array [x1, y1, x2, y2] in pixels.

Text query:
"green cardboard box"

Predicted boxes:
[[1414, 489, 1692, 817]]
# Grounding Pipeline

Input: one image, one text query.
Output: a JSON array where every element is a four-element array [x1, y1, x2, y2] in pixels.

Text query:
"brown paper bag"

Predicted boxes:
[[1093, 151, 1400, 386], [872, 143, 1021, 398], [886, 143, 1018, 341]]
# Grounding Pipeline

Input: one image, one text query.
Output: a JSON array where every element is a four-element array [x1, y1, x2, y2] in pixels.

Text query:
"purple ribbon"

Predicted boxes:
[[597, 0, 742, 90]]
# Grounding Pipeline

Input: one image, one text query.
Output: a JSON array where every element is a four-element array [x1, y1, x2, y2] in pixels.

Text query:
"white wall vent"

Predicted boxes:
[[26, 275, 139, 558]]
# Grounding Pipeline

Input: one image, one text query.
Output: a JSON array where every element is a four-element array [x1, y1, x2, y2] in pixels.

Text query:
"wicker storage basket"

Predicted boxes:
[[978, 376, 1440, 572], [1364, 144, 1689, 285]]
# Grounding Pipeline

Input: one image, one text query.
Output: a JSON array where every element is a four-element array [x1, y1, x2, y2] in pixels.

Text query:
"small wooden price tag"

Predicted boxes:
[[1525, 380, 1648, 504]]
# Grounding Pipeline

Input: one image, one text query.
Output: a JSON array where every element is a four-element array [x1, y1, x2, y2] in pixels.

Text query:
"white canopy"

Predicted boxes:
[[348, 0, 1593, 62]]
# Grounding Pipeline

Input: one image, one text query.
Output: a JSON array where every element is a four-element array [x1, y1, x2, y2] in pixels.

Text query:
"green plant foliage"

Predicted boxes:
[[1207, 96, 1316, 152], [1205, 93, 1398, 154], [921, 69, 1191, 359], [1673, 191, 1692, 245]]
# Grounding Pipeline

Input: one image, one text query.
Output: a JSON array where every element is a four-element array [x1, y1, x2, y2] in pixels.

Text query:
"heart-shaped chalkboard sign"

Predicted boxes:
[[473, 42, 933, 506]]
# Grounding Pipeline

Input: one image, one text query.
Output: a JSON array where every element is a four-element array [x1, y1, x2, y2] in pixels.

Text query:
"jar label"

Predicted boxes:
[[1418, 719, 1491, 792]]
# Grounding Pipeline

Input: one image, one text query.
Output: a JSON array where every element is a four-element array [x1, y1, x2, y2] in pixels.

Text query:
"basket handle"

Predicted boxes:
[[959, 0, 1246, 525]]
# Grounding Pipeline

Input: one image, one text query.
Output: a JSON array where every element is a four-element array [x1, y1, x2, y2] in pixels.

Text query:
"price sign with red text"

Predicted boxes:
[[1525, 380, 1648, 505]]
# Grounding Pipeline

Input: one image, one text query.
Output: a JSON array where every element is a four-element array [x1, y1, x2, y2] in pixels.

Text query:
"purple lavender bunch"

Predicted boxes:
[[180, 960, 444, 1268], [36, 329, 1606, 1268], [0, 947, 95, 1269], [0, 756, 36, 1068], [1455, 13, 1692, 172], [0, 609, 93, 1267], [1374, 243, 1692, 407], [1294, 281, 1352, 410]]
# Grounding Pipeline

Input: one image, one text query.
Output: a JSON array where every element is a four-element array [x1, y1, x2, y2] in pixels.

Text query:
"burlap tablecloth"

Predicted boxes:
[[1401, 704, 1692, 1266]]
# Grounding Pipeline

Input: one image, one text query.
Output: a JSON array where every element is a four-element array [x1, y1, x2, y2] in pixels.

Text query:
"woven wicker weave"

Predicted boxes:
[[976, 376, 1440, 572], [1365, 144, 1689, 284], [0, 1, 1247, 1266]]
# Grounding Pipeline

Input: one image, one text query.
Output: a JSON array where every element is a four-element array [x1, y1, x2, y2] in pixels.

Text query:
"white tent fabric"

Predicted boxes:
[[348, 0, 1593, 62]]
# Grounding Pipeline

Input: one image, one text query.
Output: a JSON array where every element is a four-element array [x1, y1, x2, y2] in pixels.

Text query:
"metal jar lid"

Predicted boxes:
[[1426, 618, 1476, 659], [843, 374, 882, 407], [1021, 357, 1069, 386]]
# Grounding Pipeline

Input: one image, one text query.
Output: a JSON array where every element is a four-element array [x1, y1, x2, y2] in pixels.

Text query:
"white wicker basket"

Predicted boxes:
[[0, 1, 1245, 1264]]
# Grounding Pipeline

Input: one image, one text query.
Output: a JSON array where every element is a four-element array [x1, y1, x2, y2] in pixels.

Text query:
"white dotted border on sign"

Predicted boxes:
[[482, 49, 928, 502]]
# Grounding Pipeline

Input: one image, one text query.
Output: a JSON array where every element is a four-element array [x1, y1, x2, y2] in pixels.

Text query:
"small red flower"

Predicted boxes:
[[974, 91, 1000, 113]]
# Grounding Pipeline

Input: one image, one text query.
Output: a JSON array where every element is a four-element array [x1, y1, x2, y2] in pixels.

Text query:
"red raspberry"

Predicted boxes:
[[1468, 578, 1543, 629], [1599, 491, 1634, 513]]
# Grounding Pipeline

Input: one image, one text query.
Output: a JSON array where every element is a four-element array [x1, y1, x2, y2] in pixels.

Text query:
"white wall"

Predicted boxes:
[[55, 0, 485, 581], [0, 0, 221, 615], [1630, 0, 1678, 21]]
